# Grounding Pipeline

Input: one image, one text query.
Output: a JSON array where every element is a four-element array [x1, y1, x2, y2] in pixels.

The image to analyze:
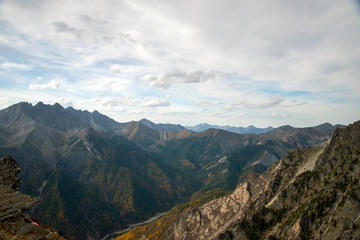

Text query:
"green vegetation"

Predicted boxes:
[[32, 169, 124, 240], [239, 207, 287, 240]]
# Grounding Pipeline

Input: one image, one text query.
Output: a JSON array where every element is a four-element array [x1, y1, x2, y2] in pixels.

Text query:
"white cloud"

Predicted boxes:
[[271, 113, 289, 118], [258, 96, 284, 109], [225, 96, 284, 111], [0, 61, 33, 71], [195, 100, 223, 107], [109, 64, 122, 73], [0, 97, 10, 109], [94, 96, 141, 107], [29, 80, 61, 90], [80, 95, 169, 109], [82, 78, 132, 93], [141, 70, 216, 89], [52, 21, 83, 38], [0, 0, 359, 127], [142, 97, 170, 108]]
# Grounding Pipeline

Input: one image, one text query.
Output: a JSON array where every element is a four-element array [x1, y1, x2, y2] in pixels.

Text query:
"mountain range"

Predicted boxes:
[[0, 102, 344, 239], [114, 121, 360, 240], [185, 123, 274, 134]]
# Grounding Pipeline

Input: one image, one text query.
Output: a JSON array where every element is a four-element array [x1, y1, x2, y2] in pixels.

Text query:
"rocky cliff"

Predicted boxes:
[[0, 156, 65, 239]]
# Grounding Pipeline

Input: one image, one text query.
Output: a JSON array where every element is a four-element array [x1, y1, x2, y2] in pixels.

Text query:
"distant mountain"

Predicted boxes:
[[185, 123, 274, 134], [312, 122, 345, 135], [116, 120, 360, 240], [140, 118, 185, 132], [0, 102, 199, 239], [153, 123, 334, 191], [0, 101, 124, 135]]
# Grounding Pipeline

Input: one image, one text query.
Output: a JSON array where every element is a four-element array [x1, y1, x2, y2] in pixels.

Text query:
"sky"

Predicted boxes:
[[0, 0, 360, 128]]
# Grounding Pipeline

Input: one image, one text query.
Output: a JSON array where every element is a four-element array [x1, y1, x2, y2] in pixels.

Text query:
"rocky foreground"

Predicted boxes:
[[0, 156, 65, 239]]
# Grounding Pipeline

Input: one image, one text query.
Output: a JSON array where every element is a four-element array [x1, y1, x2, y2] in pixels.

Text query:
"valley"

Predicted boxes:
[[0, 102, 345, 239]]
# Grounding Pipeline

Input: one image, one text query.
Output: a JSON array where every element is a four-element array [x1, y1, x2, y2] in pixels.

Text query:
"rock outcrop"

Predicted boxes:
[[0, 155, 65, 239]]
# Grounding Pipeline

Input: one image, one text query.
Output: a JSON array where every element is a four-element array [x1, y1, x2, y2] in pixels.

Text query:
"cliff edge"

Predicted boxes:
[[0, 155, 65, 239]]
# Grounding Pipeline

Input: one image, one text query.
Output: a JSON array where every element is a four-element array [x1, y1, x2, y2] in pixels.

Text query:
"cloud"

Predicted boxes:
[[0, 61, 33, 71], [141, 70, 216, 89], [195, 100, 223, 107], [283, 100, 308, 107], [225, 95, 285, 111], [109, 64, 122, 73], [84, 78, 131, 93], [142, 97, 170, 108], [0, 97, 10, 109], [29, 80, 61, 90], [271, 113, 289, 118], [94, 96, 141, 107], [52, 21, 83, 38], [82, 95, 169, 109], [258, 95, 284, 109], [0, 0, 359, 127]]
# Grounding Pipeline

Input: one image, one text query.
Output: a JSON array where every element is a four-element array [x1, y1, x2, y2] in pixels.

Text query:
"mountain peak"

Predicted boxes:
[[140, 118, 155, 126], [139, 118, 185, 132], [9, 102, 33, 111], [34, 102, 64, 110], [34, 101, 44, 107]]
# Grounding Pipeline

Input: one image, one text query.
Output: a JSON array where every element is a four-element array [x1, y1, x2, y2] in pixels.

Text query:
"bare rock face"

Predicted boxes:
[[166, 156, 285, 240], [0, 155, 65, 239], [169, 182, 251, 240]]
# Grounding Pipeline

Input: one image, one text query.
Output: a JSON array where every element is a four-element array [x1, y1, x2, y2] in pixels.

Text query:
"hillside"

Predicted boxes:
[[0, 102, 199, 239], [116, 120, 360, 240], [153, 124, 334, 191]]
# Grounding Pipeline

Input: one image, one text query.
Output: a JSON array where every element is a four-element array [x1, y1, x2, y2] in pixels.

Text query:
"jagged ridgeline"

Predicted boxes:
[[116, 120, 360, 240], [0, 102, 342, 239]]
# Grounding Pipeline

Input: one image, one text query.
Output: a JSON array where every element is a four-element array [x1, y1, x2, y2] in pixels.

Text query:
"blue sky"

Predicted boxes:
[[0, 0, 360, 127]]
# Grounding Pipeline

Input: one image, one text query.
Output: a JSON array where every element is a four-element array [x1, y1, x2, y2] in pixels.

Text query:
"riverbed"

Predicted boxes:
[[101, 212, 167, 240]]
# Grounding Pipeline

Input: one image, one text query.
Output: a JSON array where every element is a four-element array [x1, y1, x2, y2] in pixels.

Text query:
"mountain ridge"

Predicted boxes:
[[0, 102, 344, 239], [185, 123, 274, 134], [116, 120, 360, 240]]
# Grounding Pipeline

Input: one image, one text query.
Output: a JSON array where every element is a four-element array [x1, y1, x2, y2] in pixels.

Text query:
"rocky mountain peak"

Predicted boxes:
[[139, 118, 185, 132]]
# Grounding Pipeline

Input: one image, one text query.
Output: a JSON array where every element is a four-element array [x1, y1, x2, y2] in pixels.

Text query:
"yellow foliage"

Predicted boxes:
[[115, 231, 135, 240], [181, 159, 196, 169]]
